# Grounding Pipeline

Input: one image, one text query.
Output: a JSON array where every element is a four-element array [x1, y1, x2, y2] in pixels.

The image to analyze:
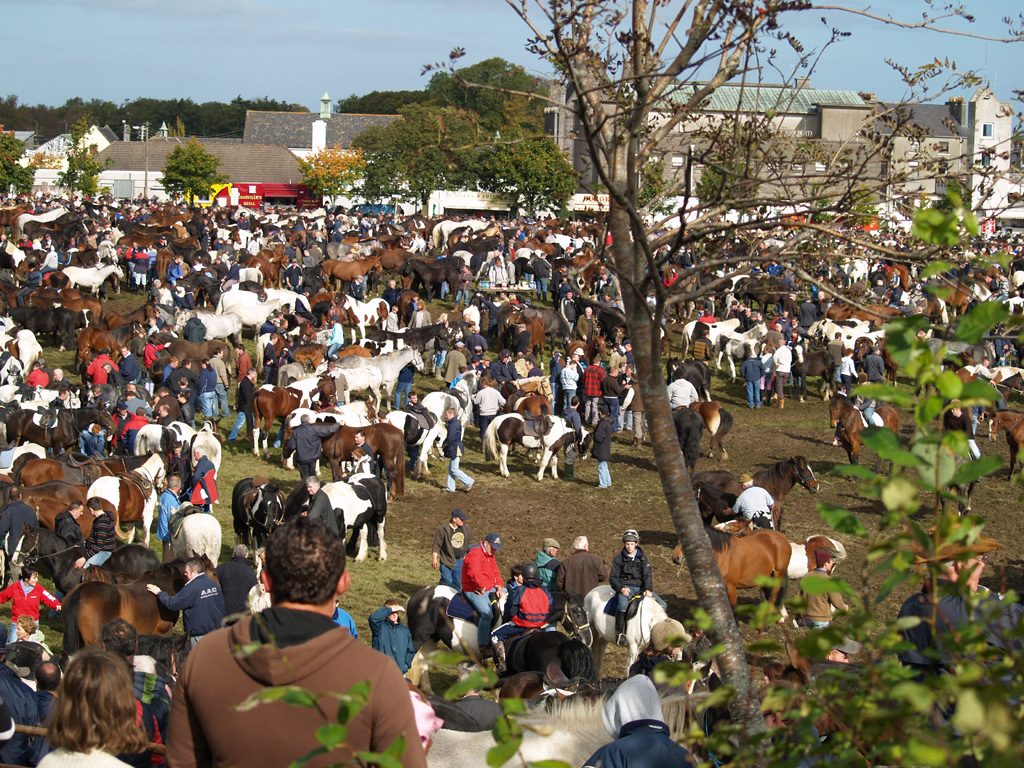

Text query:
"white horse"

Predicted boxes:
[[583, 585, 689, 676], [86, 453, 166, 545], [483, 414, 587, 481], [172, 512, 223, 564], [62, 264, 123, 294]]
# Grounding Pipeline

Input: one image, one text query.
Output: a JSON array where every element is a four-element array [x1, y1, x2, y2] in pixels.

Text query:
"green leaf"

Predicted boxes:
[[817, 503, 868, 536], [954, 302, 1008, 344], [950, 455, 1002, 485], [314, 724, 348, 751], [934, 370, 964, 399], [486, 737, 522, 768]]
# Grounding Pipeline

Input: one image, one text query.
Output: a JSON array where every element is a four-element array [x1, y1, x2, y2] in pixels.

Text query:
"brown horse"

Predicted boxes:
[[672, 527, 792, 612], [61, 560, 189, 655], [689, 402, 734, 461], [320, 423, 405, 498], [989, 410, 1024, 479], [828, 393, 900, 472]]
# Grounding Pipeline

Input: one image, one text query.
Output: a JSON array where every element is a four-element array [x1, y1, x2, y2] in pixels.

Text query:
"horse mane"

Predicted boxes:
[[705, 525, 733, 552]]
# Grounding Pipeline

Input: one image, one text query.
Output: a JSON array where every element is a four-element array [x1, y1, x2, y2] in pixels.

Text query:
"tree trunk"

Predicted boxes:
[[606, 199, 765, 743]]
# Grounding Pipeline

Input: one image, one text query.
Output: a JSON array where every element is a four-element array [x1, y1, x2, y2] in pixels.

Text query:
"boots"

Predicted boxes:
[[492, 640, 507, 675], [615, 611, 628, 646], [779, 398, 785, 409]]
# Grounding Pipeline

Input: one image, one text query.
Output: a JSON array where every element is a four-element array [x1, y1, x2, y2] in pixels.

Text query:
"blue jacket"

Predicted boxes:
[[584, 720, 692, 768], [443, 418, 464, 459], [156, 573, 225, 636], [368, 606, 415, 673], [740, 357, 765, 383]]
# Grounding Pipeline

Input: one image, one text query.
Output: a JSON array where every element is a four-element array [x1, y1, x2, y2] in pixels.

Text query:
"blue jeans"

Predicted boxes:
[[447, 456, 474, 491], [84, 550, 112, 568], [604, 397, 620, 431], [463, 591, 494, 649], [199, 391, 218, 418], [745, 381, 761, 408], [394, 380, 412, 410], [227, 411, 249, 441], [216, 384, 229, 419], [617, 586, 668, 612], [439, 559, 464, 590], [597, 460, 611, 488]]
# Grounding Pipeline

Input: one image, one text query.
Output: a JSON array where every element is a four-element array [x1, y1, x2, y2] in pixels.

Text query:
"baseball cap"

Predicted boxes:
[[542, 538, 560, 550], [485, 533, 503, 550], [451, 509, 467, 520]]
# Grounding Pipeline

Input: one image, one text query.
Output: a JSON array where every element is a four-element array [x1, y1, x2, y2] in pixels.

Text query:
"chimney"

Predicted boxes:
[[312, 120, 327, 153], [320, 92, 331, 120], [948, 97, 965, 126]]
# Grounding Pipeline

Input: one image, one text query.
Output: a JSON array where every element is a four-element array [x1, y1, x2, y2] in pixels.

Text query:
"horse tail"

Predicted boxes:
[[483, 417, 500, 461], [557, 639, 597, 683], [62, 586, 83, 657]]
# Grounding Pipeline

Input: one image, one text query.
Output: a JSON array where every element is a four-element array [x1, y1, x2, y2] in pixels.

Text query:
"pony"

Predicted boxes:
[[483, 413, 588, 481], [582, 585, 687, 676], [828, 393, 900, 472], [171, 509, 223, 564], [231, 478, 286, 549]]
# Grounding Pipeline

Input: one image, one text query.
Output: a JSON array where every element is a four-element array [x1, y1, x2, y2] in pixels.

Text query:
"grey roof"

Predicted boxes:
[[243, 111, 399, 149], [96, 138, 303, 184], [671, 83, 866, 114], [876, 103, 967, 138]]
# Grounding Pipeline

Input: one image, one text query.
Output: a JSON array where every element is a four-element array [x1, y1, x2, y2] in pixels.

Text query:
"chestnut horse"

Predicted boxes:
[[61, 560, 189, 655], [673, 527, 791, 613], [828, 393, 900, 472], [319, 423, 405, 498], [989, 409, 1024, 479]]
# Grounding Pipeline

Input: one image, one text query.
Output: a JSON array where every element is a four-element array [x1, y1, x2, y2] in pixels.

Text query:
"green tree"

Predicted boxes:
[[58, 116, 108, 197], [161, 138, 227, 203], [481, 137, 577, 214], [0, 129, 34, 195]]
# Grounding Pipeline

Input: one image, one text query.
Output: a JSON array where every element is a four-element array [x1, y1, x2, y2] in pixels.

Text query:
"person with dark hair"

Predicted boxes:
[[38, 650, 149, 767], [167, 516, 426, 768], [146, 559, 224, 646]]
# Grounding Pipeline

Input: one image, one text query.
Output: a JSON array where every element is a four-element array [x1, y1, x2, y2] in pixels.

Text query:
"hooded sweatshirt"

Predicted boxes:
[[167, 608, 426, 768]]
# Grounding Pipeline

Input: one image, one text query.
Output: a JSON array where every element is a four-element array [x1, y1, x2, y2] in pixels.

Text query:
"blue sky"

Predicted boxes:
[[3, 0, 1020, 110]]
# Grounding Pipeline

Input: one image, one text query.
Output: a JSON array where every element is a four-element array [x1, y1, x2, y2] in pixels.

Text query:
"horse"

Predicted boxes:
[[85, 453, 166, 545], [690, 401, 734, 461], [231, 478, 286, 549], [582, 585, 687, 676], [281, 472, 388, 562], [828, 393, 900, 472], [170, 508, 223, 564], [61, 560, 188, 655], [483, 414, 588, 481], [988, 410, 1024, 479], [672, 407, 705, 473], [672, 527, 792, 615], [5, 407, 117, 453]]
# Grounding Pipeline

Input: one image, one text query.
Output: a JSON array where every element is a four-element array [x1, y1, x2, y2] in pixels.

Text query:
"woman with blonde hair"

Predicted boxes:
[[39, 650, 148, 767]]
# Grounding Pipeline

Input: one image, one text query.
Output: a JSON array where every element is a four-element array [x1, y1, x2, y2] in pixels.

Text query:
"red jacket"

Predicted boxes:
[[582, 364, 607, 397], [0, 580, 61, 625], [461, 545, 502, 594]]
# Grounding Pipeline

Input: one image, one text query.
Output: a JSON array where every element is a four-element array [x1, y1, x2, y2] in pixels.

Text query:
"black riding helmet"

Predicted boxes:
[[521, 562, 541, 581]]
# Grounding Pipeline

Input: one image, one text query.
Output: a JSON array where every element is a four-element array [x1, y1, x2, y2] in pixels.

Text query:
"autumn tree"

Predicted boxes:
[[299, 147, 366, 202], [161, 138, 227, 203], [58, 116, 108, 197], [0, 129, 34, 195]]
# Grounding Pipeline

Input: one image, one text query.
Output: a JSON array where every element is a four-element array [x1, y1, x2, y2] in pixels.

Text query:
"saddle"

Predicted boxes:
[[168, 504, 205, 539], [523, 414, 551, 439]]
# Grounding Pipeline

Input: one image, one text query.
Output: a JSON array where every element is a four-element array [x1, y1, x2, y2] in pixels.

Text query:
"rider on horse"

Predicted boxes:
[[490, 562, 553, 675]]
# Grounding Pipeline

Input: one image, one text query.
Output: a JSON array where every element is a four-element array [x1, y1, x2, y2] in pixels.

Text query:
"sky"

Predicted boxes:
[[2, 0, 1020, 110]]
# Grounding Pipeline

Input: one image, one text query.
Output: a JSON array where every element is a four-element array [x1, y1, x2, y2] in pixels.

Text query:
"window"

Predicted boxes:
[[982, 123, 994, 138]]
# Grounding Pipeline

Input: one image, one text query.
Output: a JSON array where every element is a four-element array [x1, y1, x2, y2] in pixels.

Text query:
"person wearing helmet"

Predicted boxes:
[[489, 561, 554, 675], [610, 530, 667, 646]]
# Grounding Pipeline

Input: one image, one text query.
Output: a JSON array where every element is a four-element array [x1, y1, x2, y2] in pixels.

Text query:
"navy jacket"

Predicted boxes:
[[156, 573, 225, 636], [368, 606, 416, 674]]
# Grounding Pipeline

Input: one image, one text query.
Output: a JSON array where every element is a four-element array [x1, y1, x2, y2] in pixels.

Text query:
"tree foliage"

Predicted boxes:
[[0, 129, 34, 195], [161, 138, 227, 203], [57, 116, 108, 197], [299, 147, 366, 201]]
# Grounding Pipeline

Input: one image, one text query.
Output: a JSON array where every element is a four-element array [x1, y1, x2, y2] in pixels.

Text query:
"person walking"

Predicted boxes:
[[431, 509, 474, 590], [592, 403, 615, 489], [287, 414, 341, 479], [443, 408, 474, 493]]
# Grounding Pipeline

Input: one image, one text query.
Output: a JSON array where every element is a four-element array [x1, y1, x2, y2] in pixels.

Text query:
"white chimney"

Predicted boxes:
[[312, 120, 327, 153]]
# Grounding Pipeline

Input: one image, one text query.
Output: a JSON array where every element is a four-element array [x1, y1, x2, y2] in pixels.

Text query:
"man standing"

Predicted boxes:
[[461, 533, 505, 658], [443, 408, 474, 493], [166, 517, 426, 768], [216, 544, 259, 618], [556, 536, 609, 598], [431, 509, 473, 590], [287, 414, 341, 480], [592, 404, 615, 489], [147, 558, 225, 645]]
